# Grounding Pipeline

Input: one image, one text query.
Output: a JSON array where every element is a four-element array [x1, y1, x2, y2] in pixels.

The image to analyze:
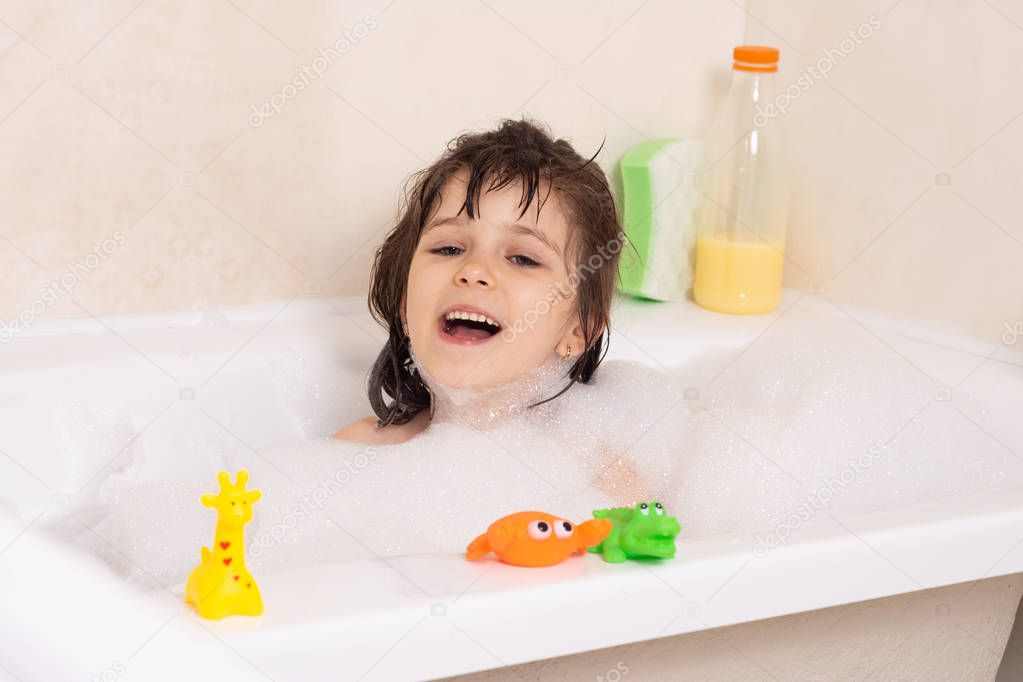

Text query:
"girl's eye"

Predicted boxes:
[[509, 254, 540, 267], [429, 246, 539, 268]]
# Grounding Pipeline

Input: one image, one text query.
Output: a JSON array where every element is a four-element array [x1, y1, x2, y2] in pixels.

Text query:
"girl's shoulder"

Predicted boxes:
[[332, 416, 379, 443], [332, 410, 431, 445]]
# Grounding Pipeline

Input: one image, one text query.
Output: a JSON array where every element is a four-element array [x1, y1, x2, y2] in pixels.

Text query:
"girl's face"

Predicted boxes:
[[404, 170, 585, 389]]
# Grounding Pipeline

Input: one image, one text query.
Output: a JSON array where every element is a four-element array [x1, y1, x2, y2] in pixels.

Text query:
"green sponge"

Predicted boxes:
[[618, 139, 705, 301]]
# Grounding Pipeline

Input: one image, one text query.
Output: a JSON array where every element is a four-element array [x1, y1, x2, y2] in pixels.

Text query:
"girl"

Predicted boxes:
[[334, 118, 626, 447], [66, 120, 683, 575]]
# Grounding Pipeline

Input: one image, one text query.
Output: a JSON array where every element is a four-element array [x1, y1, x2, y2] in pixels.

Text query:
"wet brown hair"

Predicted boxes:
[[366, 118, 625, 427]]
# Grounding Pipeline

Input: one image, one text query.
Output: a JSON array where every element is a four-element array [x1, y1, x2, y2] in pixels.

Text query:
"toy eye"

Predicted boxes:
[[639, 503, 650, 516], [654, 502, 664, 516], [231, 501, 236, 506], [527, 520, 552, 540], [554, 520, 573, 539]]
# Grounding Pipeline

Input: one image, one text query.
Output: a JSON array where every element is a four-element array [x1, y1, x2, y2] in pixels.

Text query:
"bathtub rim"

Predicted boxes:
[[194, 483, 1023, 680]]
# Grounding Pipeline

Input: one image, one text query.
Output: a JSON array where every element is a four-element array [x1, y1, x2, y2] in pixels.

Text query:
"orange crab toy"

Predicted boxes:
[[466, 511, 612, 567]]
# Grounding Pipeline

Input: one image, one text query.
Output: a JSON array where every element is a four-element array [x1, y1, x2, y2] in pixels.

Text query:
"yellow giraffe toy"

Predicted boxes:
[[185, 469, 264, 619]]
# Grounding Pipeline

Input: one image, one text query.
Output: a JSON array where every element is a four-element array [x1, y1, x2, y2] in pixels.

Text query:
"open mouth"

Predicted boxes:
[[438, 309, 502, 345]]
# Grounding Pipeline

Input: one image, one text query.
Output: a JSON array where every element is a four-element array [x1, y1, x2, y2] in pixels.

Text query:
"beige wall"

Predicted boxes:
[[1, 0, 1019, 348], [745, 0, 1023, 346], [0, 0, 743, 328]]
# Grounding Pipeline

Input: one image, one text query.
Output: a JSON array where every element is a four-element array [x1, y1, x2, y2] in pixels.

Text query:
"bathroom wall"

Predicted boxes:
[[5, 1, 1016, 349], [0, 0, 744, 331], [744, 0, 1023, 347]]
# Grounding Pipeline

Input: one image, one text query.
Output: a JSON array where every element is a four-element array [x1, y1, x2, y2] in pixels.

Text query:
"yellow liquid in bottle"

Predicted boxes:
[[693, 234, 785, 314]]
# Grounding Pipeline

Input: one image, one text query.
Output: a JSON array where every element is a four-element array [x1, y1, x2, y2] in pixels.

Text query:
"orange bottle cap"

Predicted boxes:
[[733, 45, 779, 73]]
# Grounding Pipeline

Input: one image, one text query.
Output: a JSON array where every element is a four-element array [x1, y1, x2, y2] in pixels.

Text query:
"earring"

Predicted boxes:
[[564, 344, 572, 359], [427, 384, 435, 420]]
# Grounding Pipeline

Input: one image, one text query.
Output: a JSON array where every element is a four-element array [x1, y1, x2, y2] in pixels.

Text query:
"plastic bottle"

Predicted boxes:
[[693, 45, 790, 315]]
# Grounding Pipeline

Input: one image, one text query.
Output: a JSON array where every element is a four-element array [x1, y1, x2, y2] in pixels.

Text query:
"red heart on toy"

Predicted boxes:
[[233, 575, 239, 581], [219, 541, 230, 550], [223, 558, 232, 566]]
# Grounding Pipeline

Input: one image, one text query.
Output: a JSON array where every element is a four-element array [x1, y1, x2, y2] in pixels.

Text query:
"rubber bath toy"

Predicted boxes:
[[185, 469, 264, 619], [466, 511, 612, 567], [588, 501, 681, 563]]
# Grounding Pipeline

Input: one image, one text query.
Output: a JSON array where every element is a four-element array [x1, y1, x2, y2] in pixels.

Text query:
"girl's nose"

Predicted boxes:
[[455, 259, 494, 288]]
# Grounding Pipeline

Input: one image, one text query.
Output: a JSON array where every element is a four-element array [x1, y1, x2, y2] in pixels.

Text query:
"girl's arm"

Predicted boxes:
[[590, 444, 663, 505]]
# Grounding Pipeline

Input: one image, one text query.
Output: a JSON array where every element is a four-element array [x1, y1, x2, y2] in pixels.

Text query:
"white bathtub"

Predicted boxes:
[[1, 290, 1022, 681]]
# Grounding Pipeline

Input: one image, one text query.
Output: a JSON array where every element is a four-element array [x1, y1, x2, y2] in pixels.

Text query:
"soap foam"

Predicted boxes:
[[237, 357, 691, 579], [51, 357, 690, 585], [44, 309, 1023, 586], [664, 300, 1023, 538]]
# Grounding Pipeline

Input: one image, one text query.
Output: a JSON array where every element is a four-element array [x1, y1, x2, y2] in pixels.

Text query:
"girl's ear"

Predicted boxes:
[[557, 314, 588, 358]]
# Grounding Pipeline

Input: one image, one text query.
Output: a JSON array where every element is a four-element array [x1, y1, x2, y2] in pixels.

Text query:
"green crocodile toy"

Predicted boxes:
[[588, 501, 681, 563]]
